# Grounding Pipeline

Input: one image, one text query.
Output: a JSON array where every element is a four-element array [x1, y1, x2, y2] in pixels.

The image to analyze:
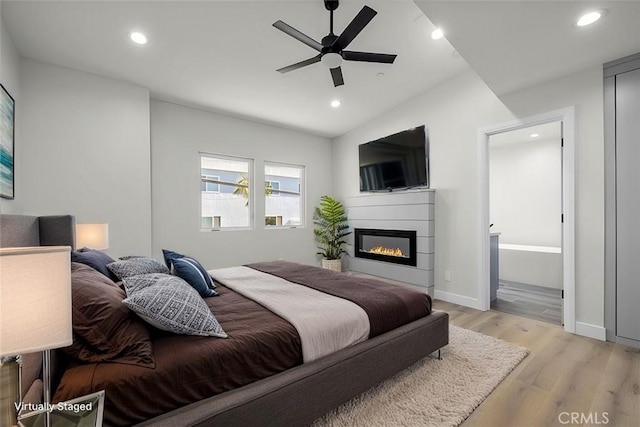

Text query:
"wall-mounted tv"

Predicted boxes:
[[359, 125, 429, 192]]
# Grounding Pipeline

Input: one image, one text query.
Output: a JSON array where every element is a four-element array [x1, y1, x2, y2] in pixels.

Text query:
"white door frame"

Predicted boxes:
[[477, 107, 575, 333]]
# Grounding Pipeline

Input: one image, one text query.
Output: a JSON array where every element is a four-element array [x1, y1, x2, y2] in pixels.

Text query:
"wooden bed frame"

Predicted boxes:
[[0, 214, 449, 427]]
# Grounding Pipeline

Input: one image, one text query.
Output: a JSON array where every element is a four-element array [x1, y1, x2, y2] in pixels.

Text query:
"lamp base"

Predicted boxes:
[[1, 355, 22, 427]]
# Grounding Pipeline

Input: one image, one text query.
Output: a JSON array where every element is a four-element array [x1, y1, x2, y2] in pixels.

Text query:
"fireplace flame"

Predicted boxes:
[[369, 246, 405, 257]]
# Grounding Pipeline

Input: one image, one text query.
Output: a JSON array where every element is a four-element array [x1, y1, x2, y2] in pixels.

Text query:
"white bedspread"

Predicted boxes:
[[209, 266, 370, 362]]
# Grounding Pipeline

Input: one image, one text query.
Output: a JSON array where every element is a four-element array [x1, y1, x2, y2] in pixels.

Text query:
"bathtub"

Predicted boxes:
[[499, 243, 562, 289]]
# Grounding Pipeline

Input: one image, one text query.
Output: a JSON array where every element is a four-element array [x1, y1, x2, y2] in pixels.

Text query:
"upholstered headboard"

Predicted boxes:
[[0, 215, 76, 250], [0, 214, 76, 405]]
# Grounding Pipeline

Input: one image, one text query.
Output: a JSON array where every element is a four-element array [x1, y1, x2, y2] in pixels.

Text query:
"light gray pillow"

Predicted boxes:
[[107, 257, 170, 280], [122, 274, 227, 338], [122, 273, 168, 294]]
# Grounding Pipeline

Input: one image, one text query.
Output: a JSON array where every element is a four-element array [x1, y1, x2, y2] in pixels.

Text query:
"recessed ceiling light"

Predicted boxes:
[[130, 31, 148, 45], [576, 11, 603, 27], [330, 100, 341, 108], [530, 133, 540, 138], [431, 28, 444, 40]]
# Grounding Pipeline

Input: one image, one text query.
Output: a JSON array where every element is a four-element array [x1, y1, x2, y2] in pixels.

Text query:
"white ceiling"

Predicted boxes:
[[3, 1, 639, 139], [415, 0, 640, 96], [2, 0, 468, 138], [489, 121, 562, 147]]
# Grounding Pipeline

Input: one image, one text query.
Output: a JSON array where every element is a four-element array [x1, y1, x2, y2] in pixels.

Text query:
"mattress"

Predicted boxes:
[[54, 284, 301, 425], [54, 262, 433, 426]]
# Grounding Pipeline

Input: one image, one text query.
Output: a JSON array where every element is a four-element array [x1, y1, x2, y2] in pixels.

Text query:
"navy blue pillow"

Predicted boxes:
[[171, 257, 218, 298], [162, 249, 183, 269], [162, 249, 216, 290], [71, 248, 118, 281]]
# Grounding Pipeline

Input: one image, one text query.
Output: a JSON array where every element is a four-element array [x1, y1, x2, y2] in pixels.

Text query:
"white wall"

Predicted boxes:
[[16, 60, 152, 256], [332, 66, 605, 328], [8, 58, 331, 268], [150, 100, 333, 269], [490, 137, 562, 247], [332, 71, 514, 304], [0, 15, 21, 213]]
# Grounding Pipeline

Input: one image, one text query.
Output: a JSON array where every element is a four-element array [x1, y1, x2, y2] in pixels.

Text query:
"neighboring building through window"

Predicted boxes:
[[201, 216, 221, 229], [201, 174, 220, 193], [200, 154, 252, 229], [264, 162, 303, 227], [265, 216, 283, 226], [265, 180, 280, 196]]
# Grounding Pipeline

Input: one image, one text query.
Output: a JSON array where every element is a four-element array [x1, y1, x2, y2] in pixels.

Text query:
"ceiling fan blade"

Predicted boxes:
[[333, 6, 377, 51], [277, 55, 322, 73], [330, 67, 344, 87], [342, 51, 397, 64], [273, 20, 323, 52]]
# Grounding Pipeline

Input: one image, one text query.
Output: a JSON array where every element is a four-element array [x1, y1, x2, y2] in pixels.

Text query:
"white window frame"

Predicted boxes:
[[264, 161, 305, 229], [200, 152, 254, 231]]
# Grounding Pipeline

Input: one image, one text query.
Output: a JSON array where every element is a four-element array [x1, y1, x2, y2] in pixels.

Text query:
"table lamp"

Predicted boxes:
[[75, 224, 109, 250], [0, 246, 72, 426]]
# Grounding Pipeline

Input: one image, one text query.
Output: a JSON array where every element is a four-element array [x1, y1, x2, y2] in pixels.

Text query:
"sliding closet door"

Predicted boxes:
[[615, 67, 640, 342]]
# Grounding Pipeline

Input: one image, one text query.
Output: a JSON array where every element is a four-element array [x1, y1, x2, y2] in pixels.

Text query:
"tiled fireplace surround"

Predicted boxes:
[[346, 190, 435, 296]]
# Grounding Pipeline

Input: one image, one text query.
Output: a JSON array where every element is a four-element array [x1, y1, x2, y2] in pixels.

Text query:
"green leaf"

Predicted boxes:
[[313, 195, 351, 260]]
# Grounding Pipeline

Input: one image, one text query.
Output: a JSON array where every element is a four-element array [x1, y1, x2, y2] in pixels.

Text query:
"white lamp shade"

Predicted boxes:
[[76, 223, 109, 250], [0, 246, 72, 357]]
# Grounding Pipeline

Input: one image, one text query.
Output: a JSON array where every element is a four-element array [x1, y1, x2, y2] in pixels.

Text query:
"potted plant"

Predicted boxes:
[[313, 195, 351, 272]]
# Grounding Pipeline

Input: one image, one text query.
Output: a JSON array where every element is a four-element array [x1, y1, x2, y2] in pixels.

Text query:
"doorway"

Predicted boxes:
[[478, 107, 576, 333], [488, 122, 563, 324]]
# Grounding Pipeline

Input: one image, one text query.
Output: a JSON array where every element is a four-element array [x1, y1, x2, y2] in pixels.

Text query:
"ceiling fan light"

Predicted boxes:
[[321, 53, 343, 69]]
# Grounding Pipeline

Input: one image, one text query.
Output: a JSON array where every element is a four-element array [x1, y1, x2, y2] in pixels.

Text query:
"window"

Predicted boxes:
[[201, 216, 221, 229], [265, 180, 280, 197], [265, 216, 283, 226], [201, 173, 220, 193], [264, 162, 304, 227], [200, 154, 252, 229]]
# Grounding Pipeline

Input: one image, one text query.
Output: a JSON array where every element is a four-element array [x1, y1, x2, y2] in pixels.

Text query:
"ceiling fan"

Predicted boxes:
[[273, 0, 397, 87]]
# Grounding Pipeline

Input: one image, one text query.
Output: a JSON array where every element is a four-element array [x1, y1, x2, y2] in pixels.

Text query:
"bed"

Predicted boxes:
[[0, 214, 449, 426]]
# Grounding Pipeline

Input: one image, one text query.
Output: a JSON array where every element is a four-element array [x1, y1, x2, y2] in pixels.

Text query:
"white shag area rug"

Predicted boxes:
[[313, 325, 529, 427]]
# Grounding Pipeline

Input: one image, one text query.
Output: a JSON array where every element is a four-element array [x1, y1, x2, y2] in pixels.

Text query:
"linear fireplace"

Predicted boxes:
[[354, 228, 417, 266]]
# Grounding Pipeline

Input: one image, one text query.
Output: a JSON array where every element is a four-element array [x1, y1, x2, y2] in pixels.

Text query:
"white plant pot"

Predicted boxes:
[[321, 258, 342, 272]]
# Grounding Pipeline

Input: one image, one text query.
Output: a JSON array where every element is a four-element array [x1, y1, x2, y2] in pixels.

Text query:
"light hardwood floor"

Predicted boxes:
[[492, 281, 562, 325], [434, 300, 640, 427]]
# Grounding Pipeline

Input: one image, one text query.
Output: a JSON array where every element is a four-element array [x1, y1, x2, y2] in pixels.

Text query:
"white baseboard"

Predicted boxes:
[[434, 290, 485, 311], [575, 322, 606, 341]]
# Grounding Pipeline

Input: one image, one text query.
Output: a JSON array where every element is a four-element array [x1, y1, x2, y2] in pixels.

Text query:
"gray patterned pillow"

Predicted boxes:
[[122, 274, 227, 338], [107, 257, 170, 280], [122, 272, 167, 294]]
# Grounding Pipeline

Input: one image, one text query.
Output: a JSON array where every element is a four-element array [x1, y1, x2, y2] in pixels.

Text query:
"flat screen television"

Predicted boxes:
[[359, 125, 429, 192]]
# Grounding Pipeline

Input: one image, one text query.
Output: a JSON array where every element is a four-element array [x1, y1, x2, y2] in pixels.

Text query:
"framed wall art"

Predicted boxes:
[[1, 83, 15, 199]]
